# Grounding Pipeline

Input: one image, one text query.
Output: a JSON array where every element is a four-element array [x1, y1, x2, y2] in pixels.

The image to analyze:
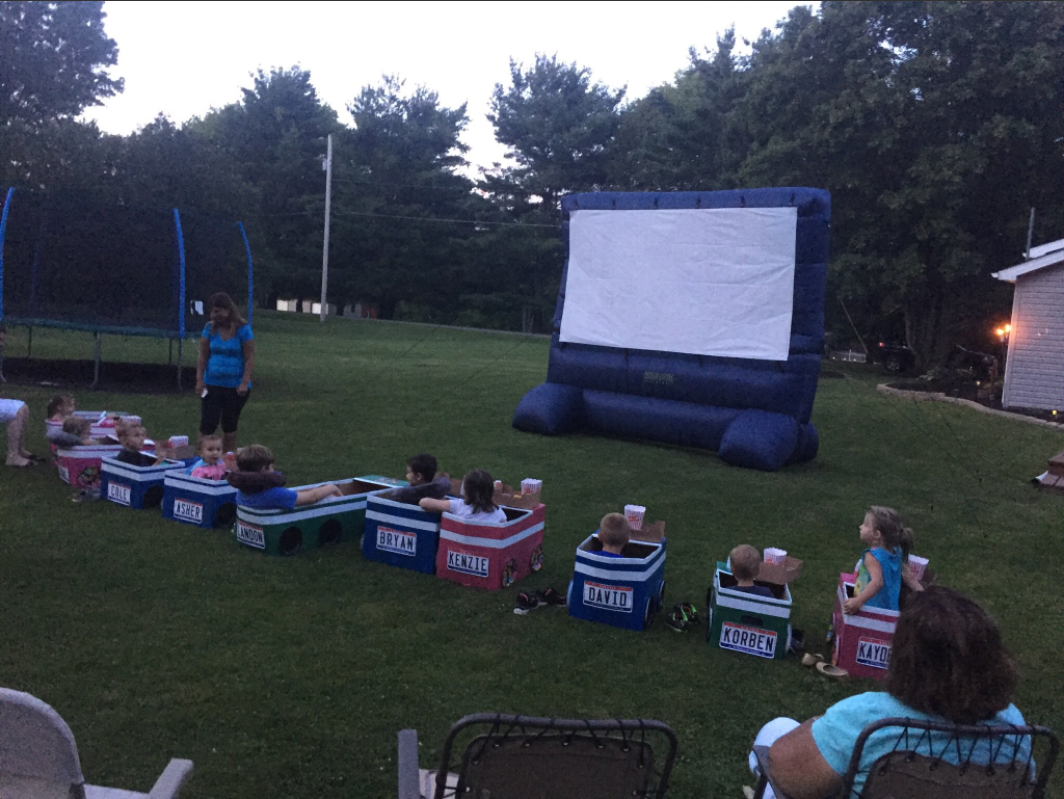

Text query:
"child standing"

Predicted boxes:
[[226, 444, 341, 509], [420, 468, 506, 523], [596, 513, 630, 557], [188, 434, 228, 480], [843, 506, 922, 614]]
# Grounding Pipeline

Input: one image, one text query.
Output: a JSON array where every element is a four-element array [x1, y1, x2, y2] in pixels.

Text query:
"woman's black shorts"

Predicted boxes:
[[200, 386, 251, 435]]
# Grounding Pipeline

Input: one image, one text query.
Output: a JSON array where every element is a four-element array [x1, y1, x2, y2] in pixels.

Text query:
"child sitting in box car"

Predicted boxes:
[[115, 424, 168, 467], [186, 434, 229, 480], [46, 393, 76, 424], [596, 513, 630, 557], [49, 416, 94, 448], [226, 444, 341, 510], [728, 545, 775, 597], [843, 506, 923, 615], [420, 468, 506, 523], [383, 452, 451, 505]]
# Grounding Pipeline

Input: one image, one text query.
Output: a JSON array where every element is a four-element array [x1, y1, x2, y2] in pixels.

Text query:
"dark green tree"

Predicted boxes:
[[0, 1, 122, 124], [487, 54, 626, 210], [0, 1, 123, 192], [483, 55, 624, 330], [330, 76, 480, 320], [193, 67, 340, 300]]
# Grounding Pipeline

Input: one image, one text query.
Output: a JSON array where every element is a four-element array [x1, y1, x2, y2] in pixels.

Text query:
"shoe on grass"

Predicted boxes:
[[513, 591, 542, 615]]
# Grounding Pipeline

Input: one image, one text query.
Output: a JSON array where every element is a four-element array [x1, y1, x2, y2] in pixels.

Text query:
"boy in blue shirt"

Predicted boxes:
[[227, 444, 341, 510], [597, 513, 630, 557]]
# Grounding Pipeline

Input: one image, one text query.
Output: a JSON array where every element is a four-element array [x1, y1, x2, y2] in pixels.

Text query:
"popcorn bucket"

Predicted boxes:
[[624, 504, 646, 530], [764, 547, 788, 565], [907, 554, 928, 581]]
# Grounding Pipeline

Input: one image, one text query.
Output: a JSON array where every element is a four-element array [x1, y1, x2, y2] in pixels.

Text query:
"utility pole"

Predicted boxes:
[[319, 133, 333, 322]]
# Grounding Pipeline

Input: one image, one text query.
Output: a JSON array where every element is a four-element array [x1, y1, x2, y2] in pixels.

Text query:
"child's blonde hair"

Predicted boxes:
[[868, 506, 913, 557], [599, 513, 631, 550], [729, 544, 762, 581], [118, 424, 147, 446]]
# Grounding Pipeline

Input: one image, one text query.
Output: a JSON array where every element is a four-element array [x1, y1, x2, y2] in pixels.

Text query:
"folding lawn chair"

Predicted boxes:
[[398, 713, 678, 799], [0, 687, 194, 799], [751, 717, 1059, 799]]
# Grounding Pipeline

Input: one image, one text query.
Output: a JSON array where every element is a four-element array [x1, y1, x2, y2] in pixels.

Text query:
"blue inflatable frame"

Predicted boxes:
[[512, 188, 830, 471]]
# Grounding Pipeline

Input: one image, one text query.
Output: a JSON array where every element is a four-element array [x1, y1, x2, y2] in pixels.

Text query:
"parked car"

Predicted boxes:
[[871, 341, 915, 373]]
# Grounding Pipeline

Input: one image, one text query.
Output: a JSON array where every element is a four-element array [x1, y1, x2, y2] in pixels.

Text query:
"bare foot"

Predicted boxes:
[[6, 455, 33, 467]]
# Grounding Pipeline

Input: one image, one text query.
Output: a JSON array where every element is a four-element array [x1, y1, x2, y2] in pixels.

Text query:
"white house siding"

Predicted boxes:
[[1003, 263, 1064, 410]]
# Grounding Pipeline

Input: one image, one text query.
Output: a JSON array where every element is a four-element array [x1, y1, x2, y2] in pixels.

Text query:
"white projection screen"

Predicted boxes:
[[560, 207, 798, 360]]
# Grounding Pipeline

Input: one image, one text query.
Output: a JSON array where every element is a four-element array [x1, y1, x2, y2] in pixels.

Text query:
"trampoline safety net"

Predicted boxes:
[[0, 188, 252, 337]]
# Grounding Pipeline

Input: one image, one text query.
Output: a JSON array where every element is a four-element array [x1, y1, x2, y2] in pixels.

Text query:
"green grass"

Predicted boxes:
[[2, 313, 1062, 798]]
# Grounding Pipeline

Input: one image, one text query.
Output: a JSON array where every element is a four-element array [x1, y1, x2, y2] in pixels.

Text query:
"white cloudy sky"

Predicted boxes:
[[84, 1, 814, 173]]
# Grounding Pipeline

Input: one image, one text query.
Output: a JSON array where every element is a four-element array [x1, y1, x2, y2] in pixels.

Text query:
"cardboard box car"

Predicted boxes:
[[568, 521, 667, 632], [706, 557, 802, 661]]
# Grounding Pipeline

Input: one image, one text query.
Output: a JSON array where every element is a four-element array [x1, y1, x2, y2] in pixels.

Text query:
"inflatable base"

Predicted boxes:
[[515, 384, 818, 471]]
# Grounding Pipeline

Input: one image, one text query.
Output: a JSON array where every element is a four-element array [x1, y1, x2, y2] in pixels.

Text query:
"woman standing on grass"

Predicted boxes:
[[196, 292, 255, 454]]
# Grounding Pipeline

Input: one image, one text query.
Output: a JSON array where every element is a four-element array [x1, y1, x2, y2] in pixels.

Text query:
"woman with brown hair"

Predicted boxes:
[[195, 292, 255, 454], [748, 586, 1029, 798]]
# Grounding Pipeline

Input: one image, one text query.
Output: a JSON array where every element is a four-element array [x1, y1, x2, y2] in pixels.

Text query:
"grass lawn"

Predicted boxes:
[[2, 313, 1062, 798]]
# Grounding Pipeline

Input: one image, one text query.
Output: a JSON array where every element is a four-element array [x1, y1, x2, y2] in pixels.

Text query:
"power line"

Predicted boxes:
[[250, 208, 556, 229], [330, 210, 556, 228]]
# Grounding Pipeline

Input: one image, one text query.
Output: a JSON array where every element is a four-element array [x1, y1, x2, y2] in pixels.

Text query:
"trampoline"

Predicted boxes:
[[0, 187, 254, 388]]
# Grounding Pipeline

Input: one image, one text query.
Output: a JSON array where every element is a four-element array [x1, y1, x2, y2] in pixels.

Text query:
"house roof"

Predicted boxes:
[[993, 238, 1064, 283]]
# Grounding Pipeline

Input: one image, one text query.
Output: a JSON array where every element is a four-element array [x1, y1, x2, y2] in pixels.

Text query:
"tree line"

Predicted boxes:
[[2, 1, 1063, 367]]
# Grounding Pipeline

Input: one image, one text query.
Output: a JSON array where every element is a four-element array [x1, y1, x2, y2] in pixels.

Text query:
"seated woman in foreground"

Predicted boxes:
[[750, 586, 1028, 798]]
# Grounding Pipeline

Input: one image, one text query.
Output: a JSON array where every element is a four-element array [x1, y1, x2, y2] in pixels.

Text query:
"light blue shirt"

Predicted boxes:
[[855, 547, 901, 610], [812, 692, 1030, 796], [202, 323, 253, 389]]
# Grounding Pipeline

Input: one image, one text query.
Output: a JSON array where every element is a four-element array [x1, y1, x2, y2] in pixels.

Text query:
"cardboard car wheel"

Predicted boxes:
[[214, 502, 236, 528], [530, 543, 544, 572], [656, 579, 666, 612], [279, 527, 303, 556], [143, 485, 165, 508], [318, 519, 342, 547], [642, 597, 654, 630]]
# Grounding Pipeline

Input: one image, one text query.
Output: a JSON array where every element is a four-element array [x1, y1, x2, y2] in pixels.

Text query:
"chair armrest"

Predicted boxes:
[[752, 744, 794, 799], [147, 759, 193, 799], [398, 729, 419, 799]]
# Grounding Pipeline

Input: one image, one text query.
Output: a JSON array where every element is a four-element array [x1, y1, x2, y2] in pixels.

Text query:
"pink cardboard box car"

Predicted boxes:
[[56, 444, 124, 489], [435, 503, 545, 591], [831, 572, 899, 680]]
